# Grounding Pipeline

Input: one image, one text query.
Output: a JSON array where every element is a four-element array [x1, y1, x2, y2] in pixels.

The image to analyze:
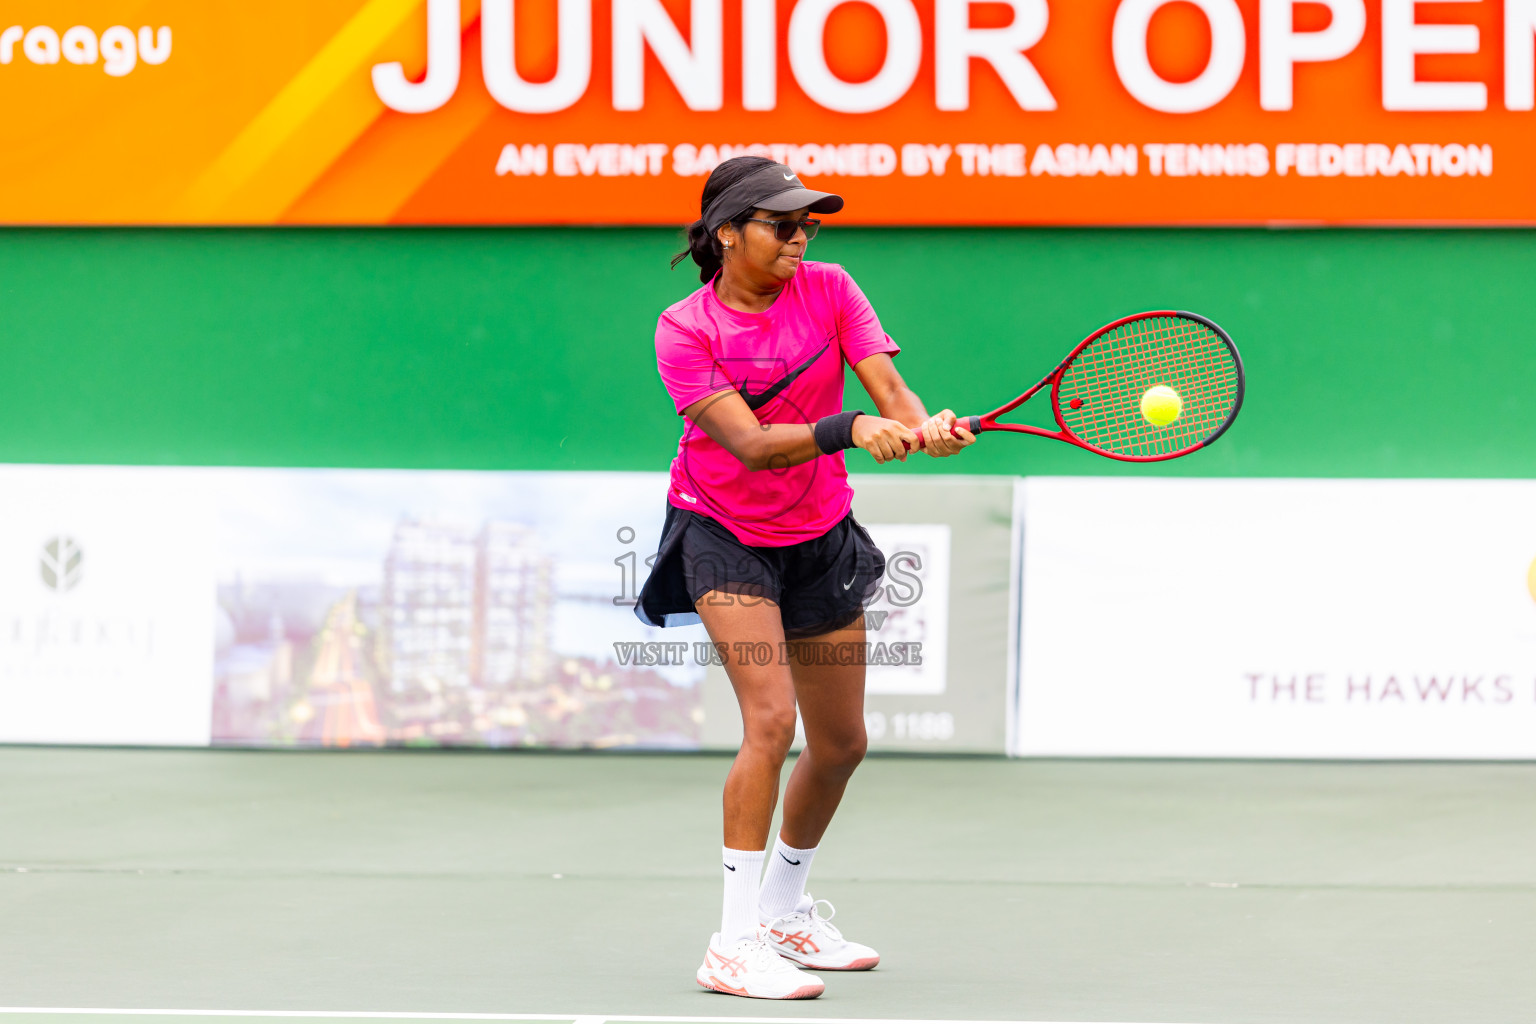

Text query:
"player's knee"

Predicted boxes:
[[745, 706, 798, 759], [813, 729, 867, 775]]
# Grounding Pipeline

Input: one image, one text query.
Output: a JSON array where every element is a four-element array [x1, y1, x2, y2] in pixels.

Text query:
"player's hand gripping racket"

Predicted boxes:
[[916, 311, 1244, 462]]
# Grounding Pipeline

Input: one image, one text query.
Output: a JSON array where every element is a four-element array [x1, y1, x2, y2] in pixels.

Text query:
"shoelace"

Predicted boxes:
[[724, 933, 798, 976], [734, 935, 796, 973], [765, 895, 844, 945]]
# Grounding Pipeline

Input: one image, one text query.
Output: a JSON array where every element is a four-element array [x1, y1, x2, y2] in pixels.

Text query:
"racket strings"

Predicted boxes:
[[1080, 331, 1228, 452], [1056, 316, 1240, 458], [1080, 337, 1233, 456], [1073, 326, 1234, 456]]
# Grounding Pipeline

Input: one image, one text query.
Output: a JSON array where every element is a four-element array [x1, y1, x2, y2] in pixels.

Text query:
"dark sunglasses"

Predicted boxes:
[[745, 217, 820, 242]]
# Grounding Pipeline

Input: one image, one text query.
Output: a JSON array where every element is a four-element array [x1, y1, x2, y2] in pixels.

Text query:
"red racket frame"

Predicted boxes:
[[918, 310, 1245, 463]]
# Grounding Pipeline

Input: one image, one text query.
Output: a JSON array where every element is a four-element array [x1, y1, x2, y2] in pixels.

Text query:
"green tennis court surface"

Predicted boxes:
[[3, 749, 1534, 1023]]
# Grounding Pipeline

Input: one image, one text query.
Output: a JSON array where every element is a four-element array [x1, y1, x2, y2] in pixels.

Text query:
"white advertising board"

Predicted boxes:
[[0, 465, 215, 745], [0, 465, 980, 750], [1016, 478, 1536, 759], [862, 522, 951, 697]]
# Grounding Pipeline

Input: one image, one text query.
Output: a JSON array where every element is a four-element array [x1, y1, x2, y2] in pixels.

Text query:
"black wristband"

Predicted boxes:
[[814, 409, 865, 455]]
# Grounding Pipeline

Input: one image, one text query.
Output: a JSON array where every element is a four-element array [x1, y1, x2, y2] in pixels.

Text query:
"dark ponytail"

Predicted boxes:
[[671, 155, 778, 283], [670, 218, 727, 284]]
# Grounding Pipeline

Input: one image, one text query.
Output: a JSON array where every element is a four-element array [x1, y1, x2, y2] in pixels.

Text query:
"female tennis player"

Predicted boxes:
[[635, 156, 974, 999]]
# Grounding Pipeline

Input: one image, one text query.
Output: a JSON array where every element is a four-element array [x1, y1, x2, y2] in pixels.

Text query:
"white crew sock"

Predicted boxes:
[[720, 846, 766, 946], [758, 835, 818, 921]]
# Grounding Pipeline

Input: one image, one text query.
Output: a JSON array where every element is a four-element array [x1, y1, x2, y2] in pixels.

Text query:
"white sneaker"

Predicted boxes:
[[696, 932, 825, 999], [763, 897, 880, 971]]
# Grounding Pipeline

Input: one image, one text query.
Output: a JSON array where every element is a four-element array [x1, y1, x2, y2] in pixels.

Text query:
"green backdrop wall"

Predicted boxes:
[[0, 228, 1529, 477]]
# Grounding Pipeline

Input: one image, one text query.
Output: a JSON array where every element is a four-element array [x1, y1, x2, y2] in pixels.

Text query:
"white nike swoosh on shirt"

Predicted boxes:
[[842, 576, 856, 589]]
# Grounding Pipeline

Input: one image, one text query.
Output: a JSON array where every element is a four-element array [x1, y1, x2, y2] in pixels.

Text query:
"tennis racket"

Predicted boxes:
[[915, 310, 1244, 462]]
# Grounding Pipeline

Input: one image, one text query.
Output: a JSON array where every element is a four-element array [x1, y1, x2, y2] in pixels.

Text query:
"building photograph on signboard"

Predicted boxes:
[[2, 1, 1536, 1022]]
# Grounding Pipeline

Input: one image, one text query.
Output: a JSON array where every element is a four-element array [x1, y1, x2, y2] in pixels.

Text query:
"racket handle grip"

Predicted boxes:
[[906, 416, 981, 451]]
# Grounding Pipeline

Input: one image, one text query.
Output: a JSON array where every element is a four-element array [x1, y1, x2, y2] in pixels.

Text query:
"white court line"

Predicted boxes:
[[0, 1010, 1190, 1024]]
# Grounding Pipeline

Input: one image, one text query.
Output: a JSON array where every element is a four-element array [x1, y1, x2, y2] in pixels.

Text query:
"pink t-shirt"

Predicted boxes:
[[654, 261, 900, 547]]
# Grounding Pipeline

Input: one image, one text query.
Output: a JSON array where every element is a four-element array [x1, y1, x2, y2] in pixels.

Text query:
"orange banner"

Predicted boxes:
[[2, 0, 1534, 224]]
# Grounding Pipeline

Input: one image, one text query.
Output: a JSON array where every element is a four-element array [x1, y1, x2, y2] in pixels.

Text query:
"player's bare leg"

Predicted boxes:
[[779, 617, 868, 848], [753, 616, 881, 971], [695, 591, 796, 849], [693, 590, 825, 999]]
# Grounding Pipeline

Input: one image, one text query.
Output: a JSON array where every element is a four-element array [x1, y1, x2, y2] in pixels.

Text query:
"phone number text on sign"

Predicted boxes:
[[866, 710, 956, 742]]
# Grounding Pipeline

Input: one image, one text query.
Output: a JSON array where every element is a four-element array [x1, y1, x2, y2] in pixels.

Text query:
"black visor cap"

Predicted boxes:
[[702, 162, 844, 233]]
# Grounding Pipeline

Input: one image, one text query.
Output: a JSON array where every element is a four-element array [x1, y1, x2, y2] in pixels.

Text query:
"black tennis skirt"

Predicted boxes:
[[635, 503, 886, 639]]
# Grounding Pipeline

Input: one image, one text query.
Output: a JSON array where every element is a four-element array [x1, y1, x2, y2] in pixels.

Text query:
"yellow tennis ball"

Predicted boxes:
[[1140, 385, 1182, 427]]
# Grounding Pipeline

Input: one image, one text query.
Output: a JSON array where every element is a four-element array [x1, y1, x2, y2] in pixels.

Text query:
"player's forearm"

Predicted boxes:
[[730, 423, 824, 471], [870, 383, 929, 428]]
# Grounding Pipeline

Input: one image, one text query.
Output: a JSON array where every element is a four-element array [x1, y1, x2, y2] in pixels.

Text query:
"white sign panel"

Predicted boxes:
[[0, 465, 215, 745], [863, 523, 951, 697], [1017, 478, 1536, 759]]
